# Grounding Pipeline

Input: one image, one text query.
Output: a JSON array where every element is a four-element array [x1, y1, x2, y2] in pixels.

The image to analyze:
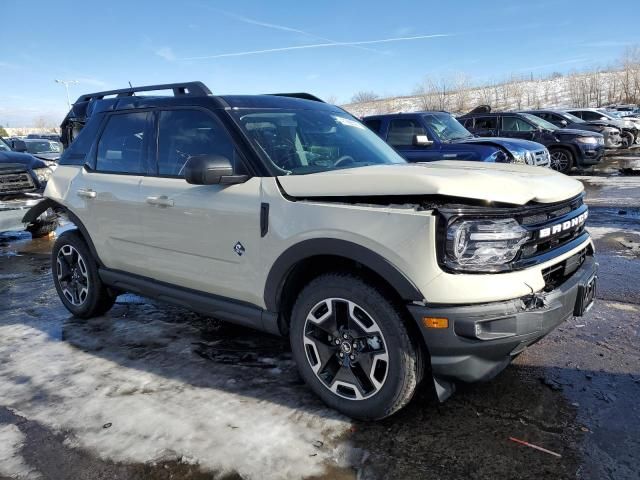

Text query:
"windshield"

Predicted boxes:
[[0, 139, 11, 152], [521, 113, 558, 130], [421, 112, 472, 141], [232, 109, 405, 175], [25, 140, 62, 154]]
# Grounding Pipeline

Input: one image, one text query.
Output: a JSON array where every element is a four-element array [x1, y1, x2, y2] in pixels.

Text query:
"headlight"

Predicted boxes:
[[488, 150, 509, 163], [511, 151, 526, 164], [445, 218, 529, 272], [576, 137, 598, 144], [33, 167, 53, 183]]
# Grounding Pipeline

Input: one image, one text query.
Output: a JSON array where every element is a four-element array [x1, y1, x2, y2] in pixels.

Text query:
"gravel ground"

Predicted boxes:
[[0, 149, 638, 480]]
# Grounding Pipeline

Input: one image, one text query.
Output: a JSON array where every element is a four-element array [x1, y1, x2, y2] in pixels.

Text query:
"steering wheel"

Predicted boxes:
[[333, 155, 356, 167]]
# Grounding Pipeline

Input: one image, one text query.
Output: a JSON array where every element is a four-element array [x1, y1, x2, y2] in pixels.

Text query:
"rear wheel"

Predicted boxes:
[[290, 273, 421, 420], [52, 230, 116, 318], [549, 148, 574, 173]]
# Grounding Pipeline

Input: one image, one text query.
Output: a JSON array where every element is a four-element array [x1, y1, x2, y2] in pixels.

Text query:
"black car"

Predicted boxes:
[[0, 137, 58, 236], [522, 110, 623, 149], [459, 109, 605, 173]]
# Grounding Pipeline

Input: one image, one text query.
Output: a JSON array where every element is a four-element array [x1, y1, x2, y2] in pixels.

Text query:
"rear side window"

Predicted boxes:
[[387, 119, 426, 147], [96, 112, 148, 174], [579, 111, 601, 121], [156, 109, 240, 177], [501, 116, 535, 132], [473, 117, 497, 129], [363, 119, 382, 134]]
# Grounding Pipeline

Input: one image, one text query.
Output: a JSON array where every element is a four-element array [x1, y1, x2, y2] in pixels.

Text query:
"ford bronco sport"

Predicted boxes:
[[29, 82, 598, 420]]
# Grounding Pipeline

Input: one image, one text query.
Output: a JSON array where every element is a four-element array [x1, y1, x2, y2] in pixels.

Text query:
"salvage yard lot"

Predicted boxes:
[[1, 151, 639, 480]]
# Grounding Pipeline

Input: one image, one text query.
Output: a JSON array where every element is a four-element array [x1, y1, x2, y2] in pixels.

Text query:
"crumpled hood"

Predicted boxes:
[[453, 136, 544, 152], [278, 161, 584, 205]]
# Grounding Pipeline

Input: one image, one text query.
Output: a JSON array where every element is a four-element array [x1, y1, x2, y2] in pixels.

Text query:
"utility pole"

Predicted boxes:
[[55, 79, 79, 108]]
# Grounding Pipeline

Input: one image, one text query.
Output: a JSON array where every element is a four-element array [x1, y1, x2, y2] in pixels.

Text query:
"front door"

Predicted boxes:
[[500, 116, 537, 141], [386, 118, 441, 162], [138, 108, 262, 305]]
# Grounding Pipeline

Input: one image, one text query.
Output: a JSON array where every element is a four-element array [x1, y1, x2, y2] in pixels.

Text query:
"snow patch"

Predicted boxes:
[[0, 319, 352, 480], [0, 424, 39, 479]]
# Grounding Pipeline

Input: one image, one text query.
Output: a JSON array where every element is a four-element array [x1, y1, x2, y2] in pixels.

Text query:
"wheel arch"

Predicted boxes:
[[264, 239, 425, 334]]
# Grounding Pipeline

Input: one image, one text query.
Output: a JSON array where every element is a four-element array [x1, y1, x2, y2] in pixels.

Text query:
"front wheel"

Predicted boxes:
[[290, 273, 421, 420], [52, 230, 116, 318], [549, 148, 574, 173]]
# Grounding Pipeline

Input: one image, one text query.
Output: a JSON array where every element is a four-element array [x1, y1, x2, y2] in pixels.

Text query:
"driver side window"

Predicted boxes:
[[156, 109, 244, 177], [387, 119, 427, 147]]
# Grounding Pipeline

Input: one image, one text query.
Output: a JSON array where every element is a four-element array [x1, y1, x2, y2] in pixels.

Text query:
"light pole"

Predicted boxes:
[[55, 79, 79, 108]]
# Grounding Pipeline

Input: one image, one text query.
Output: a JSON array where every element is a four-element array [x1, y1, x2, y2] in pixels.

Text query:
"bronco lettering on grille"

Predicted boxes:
[[538, 210, 588, 239]]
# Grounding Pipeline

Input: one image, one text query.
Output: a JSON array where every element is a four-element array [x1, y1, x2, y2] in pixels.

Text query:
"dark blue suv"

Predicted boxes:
[[363, 112, 550, 167]]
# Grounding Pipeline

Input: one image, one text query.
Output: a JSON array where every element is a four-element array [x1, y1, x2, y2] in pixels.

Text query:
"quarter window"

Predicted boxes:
[[96, 112, 148, 174], [363, 119, 382, 134], [387, 119, 427, 147], [156, 110, 239, 176]]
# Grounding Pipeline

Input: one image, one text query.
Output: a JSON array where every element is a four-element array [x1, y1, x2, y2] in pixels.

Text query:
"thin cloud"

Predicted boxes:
[[518, 57, 588, 72], [207, 8, 380, 54], [155, 46, 176, 61], [580, 40, 632, 48], [181, 33, 454, 61]]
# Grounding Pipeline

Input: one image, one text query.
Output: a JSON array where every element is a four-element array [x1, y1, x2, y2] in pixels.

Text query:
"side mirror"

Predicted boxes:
[[413, 134, 433, 147], [600, 116, 609, 121], [183, 154, 248, 185], [12, 140, 28, 152], [560, 120, 568, 126]]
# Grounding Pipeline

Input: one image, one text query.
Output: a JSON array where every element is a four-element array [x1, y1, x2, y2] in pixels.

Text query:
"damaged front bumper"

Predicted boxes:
[[0, 195, 52, 233], [408, 254, 598, 400]]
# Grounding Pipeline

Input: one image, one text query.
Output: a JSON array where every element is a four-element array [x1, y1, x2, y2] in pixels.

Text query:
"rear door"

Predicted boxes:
[[469, 116, 498, 137], [138, 108, 262, 304], [72, 111, 150, 275]]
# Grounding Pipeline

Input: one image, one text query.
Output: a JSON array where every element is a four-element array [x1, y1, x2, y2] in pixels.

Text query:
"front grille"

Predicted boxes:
[[0, 172, 35, 193], [542, 245, 591, 291], [533, 149, 550, 166], [517, 195, 587, 260]]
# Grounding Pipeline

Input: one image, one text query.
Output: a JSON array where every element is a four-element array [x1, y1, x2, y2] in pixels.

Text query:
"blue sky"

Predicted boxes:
[[1, 0, 638, 126]]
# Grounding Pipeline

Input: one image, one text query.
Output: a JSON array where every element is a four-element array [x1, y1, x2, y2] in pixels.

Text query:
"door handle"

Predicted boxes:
[[442, 154, 458, 159], [76, 188, 96, 199], [146, 195, 174, 207]]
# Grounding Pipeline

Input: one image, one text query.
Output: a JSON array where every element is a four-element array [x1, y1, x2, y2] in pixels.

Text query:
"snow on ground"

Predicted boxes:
[[0, 423, 39, 479], [0, 301, 354, 479]]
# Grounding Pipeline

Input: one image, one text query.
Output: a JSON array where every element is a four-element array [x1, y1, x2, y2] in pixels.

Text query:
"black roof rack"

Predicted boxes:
[[75, 81, 212, 103], [268, 93, 325, 103]]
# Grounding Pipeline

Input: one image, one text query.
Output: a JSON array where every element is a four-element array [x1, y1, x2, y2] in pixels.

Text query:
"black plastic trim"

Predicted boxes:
[[260, 203, 269, 237], [264, 238, 424, 311], [99, 268, 280, 333]]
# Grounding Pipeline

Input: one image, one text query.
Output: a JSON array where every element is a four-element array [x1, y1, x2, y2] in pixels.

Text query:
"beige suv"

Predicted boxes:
[[30, 82, 597, 419]]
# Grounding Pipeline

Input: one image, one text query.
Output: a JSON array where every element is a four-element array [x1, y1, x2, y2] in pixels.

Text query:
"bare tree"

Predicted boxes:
[[350, 91, 380, 103]]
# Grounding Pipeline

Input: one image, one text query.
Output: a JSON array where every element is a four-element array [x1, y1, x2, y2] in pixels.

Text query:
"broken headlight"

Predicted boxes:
[[33, 167, 53, 184], [445, 218, 529, 272]]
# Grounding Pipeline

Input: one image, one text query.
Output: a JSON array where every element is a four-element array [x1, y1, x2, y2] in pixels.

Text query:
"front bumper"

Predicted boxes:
[[408, 255, 598, 384], [0, 195, 47, 233], [577, 144, 604, 165]]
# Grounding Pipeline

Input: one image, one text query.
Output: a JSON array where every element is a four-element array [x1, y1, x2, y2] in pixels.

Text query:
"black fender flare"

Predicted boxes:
[[23, 199, 104, 267], [263, 238, 424, 312]]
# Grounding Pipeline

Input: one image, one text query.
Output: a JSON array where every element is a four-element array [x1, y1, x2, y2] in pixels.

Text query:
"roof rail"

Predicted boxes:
[[268, 93, 325, 103], [75, 81, 212, 103]]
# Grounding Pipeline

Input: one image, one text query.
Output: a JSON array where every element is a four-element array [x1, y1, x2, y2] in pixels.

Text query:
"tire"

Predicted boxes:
[[26, 219, 57, 238], [52, 230, 116, 318], [549, 148, 574, 173], [621, 132, 634, 148], [290, 273, 421, 420]]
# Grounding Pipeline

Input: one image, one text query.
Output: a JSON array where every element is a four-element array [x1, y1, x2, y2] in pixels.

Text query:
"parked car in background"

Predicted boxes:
[[21, 138, 63, 161], [459, 109, 605, 173], [523, 109, 623, 148], [27, 133, 61, 142], [363, 112, 550, 167], [0, 137, 58, 237], [566, 108, 639, 146]]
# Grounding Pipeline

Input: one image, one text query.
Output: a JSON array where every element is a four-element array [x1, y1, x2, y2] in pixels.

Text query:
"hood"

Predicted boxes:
[[0, 151, 48, 169], [32, 152, 61, 162], [277, 161, 584, 206], [556, 128, 602, 138], [453, 136, 544, 152]]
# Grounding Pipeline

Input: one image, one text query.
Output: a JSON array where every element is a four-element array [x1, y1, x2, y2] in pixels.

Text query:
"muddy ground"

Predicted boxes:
[[0, 150, 639, 480]]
